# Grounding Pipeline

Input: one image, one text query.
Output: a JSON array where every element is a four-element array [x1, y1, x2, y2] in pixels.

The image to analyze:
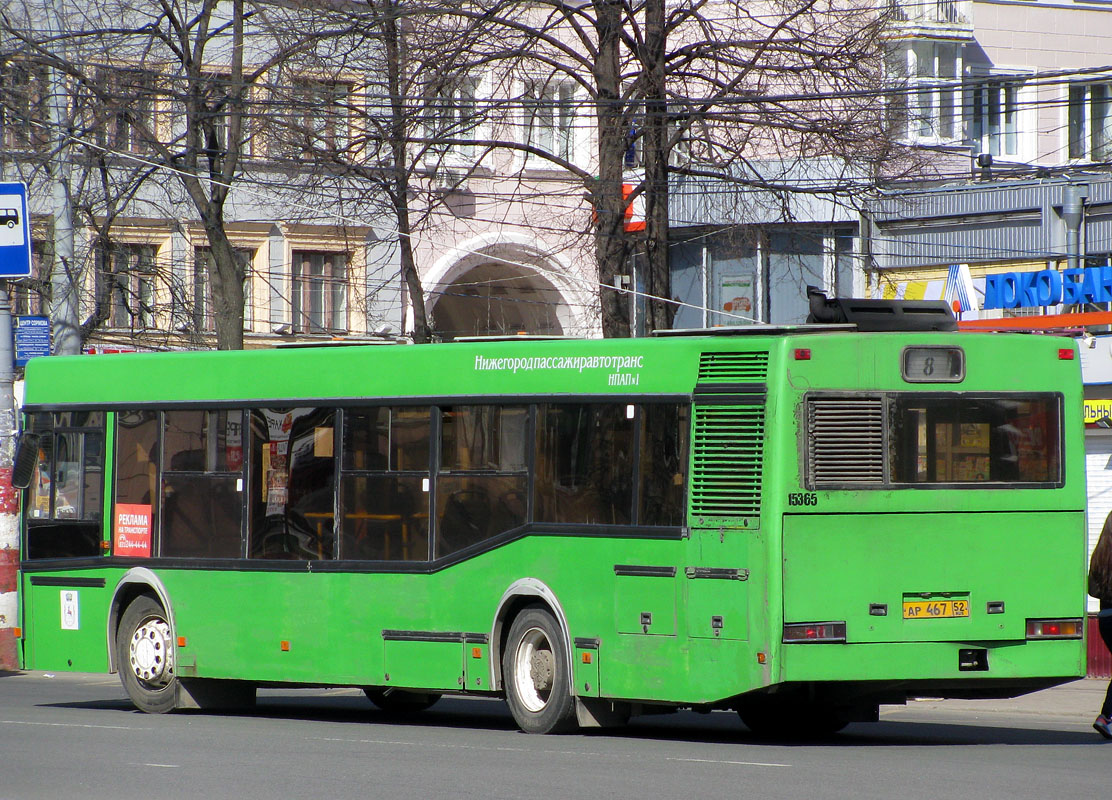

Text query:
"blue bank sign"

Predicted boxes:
[[984, 266, 1112, 310]]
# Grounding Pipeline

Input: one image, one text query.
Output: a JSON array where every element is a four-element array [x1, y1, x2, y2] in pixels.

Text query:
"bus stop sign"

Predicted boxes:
[[0, 182, 32, 279]]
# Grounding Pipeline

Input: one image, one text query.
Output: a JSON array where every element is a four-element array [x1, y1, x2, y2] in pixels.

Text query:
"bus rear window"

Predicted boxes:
[[891, 397, 1061, 484]]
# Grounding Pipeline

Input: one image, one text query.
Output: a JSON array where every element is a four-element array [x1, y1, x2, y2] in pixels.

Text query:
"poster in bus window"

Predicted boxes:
[[260, 408, 311, 516], [226, 414, 243, 471], [114, 503, 152, 557]]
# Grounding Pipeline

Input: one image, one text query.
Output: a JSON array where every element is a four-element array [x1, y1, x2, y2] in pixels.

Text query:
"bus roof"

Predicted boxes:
[[21, 329, 1074, 409]]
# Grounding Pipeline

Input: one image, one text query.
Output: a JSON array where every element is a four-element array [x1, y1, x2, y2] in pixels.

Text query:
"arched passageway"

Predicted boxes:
[[430, 260, 569, 340]]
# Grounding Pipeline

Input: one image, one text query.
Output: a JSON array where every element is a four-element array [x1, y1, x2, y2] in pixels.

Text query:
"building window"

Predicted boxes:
[[108, 244, 158, 330], [1069, 83, 1112, 162], [969, 78, 1021, 157], [888, 0, 967, 25], [425, 76, 480, 160], [193, 246, 254, 332], [523, 79, 575, 161], [292, 250, 347, 333], [1, 60, 49, 151], [889, 41, 961, 143], [96, 68, 159, 154], [281, 78, 351, 157]]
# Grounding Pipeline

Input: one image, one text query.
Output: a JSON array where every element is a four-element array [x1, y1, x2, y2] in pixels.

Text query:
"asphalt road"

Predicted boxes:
[[1, 671, 1109, 800]]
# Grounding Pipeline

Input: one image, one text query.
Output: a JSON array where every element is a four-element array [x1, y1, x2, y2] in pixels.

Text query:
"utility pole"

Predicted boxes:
[[0, 282, 17, 670], [47, 0, 80, 355]]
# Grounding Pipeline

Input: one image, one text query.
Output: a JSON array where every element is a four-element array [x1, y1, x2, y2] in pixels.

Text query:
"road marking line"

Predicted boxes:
[[1, 719, 142, 731], [666, 756, 790, 768], [138, 763, 180, 768]]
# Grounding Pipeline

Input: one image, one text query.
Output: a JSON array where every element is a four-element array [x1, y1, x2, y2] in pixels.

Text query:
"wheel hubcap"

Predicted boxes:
[[129, 617, 174, 687], [513, 627, 554, 713]]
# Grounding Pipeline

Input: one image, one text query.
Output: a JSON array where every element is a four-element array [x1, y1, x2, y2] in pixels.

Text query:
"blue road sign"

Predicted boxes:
[[0, 182, 32, 279], [14, 315, 51, 367]]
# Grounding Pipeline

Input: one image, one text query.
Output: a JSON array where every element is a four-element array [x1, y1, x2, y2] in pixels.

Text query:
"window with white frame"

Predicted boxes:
[[523, 78, 575, 162], [888, 41, 962, 143], [292, 250, 347, 333], [95, 68, 160, 154], [1, 60, 49, 151], [1068, 82, 1112, 162], [968, 77, 1022, 158], [193, 246, 255, 332], [194, 73, 255, 159], [278, 78, 352, 158], [109, 244, 158, 330], [425, 75, 480, 160]]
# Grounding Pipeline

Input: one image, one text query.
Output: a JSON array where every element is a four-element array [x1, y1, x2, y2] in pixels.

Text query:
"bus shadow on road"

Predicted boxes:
[[40, 693, 1107, 748]]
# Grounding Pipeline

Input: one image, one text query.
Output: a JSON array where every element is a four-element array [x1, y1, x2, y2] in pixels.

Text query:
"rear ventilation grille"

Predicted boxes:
[[690, 404, 765, 524], [698, 351, 769, 384], [807, 397, 886, 485]]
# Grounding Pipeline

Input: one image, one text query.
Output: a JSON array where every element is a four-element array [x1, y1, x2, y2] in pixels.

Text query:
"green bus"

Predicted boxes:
[[13, 309, 1087, 734]]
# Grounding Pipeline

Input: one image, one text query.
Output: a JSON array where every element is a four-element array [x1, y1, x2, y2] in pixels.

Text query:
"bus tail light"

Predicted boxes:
[[1025, 618, 1083, 639], [783, 621, 846, 643]]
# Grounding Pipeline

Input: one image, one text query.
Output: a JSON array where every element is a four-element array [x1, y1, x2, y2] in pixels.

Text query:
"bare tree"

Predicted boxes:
[[2, 0, 336, 349], [430, 0, 914, 335]]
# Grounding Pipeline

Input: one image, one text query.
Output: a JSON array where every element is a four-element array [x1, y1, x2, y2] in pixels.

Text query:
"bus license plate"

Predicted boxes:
[[902, 599, 970, 620]]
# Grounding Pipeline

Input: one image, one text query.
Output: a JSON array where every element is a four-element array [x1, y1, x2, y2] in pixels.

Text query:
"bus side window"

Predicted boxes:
[[161, 410, 244, 559], [435, 406, 528, 559], [248, 408, 336, 561], [638, 404, 690, 526], [339, 407, 431, 562], [534, 403, 634, 526], [24, 411, 106, 560]]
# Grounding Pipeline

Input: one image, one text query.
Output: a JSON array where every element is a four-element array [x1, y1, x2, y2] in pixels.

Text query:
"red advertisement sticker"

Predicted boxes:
[[114, 503, 152, 557]]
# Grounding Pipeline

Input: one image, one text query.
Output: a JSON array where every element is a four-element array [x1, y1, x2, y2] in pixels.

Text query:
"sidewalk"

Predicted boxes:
[[900, 678, 1108, 719]]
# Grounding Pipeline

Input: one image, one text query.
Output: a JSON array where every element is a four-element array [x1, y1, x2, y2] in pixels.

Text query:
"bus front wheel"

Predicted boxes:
[[117, 595, 178, 714], [502, 606, 576, 734]]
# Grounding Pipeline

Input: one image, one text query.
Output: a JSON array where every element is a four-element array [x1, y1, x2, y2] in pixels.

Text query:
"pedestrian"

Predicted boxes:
[[1089, 511, 1112, 739]]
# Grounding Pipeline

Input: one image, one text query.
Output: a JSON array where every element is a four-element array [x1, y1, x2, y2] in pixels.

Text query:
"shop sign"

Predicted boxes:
[[1084, 399, 1112, 425], [984, 266, 1112, 310]]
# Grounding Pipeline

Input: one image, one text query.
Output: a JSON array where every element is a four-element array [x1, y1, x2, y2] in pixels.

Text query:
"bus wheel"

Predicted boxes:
[[117, 595, 178, 714], [364, 688, 441, 712], [502, 606, 576, 734]]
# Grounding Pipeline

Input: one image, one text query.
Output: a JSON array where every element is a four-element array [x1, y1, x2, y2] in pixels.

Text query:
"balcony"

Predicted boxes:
[[889, 0, 973, 37]]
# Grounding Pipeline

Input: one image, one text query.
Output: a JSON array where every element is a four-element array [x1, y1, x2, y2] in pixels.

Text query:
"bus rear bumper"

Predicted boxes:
[[778, 639, 1085, 700]]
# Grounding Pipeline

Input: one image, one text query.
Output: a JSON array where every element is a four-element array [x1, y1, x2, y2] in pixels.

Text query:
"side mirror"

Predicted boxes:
[[12, 432, 41, 490]]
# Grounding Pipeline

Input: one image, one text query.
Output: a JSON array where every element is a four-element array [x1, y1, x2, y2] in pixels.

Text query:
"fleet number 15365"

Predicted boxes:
[[788, 492, 818, 506]]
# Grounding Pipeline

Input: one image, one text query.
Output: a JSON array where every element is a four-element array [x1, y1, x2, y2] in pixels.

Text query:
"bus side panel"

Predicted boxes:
[[167, 570, 391, 685], [159, 533, 766, 705], [21, 574, 111, 673]]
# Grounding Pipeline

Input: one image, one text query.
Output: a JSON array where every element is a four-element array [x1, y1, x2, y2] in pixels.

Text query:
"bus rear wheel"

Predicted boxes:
[[502, 606, 576, 734], [364, 688, 441, 712], [117, 595, 178, 714]]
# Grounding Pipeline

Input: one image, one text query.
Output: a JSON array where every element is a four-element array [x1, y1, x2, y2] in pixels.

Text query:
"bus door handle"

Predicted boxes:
[[684, 567, 749, 581]]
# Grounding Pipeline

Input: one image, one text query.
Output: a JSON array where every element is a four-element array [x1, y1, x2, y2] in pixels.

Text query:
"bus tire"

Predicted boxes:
[[116, 595, 178, 714], [502, 606, 576, 734], [364, 688, 441, 712]]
